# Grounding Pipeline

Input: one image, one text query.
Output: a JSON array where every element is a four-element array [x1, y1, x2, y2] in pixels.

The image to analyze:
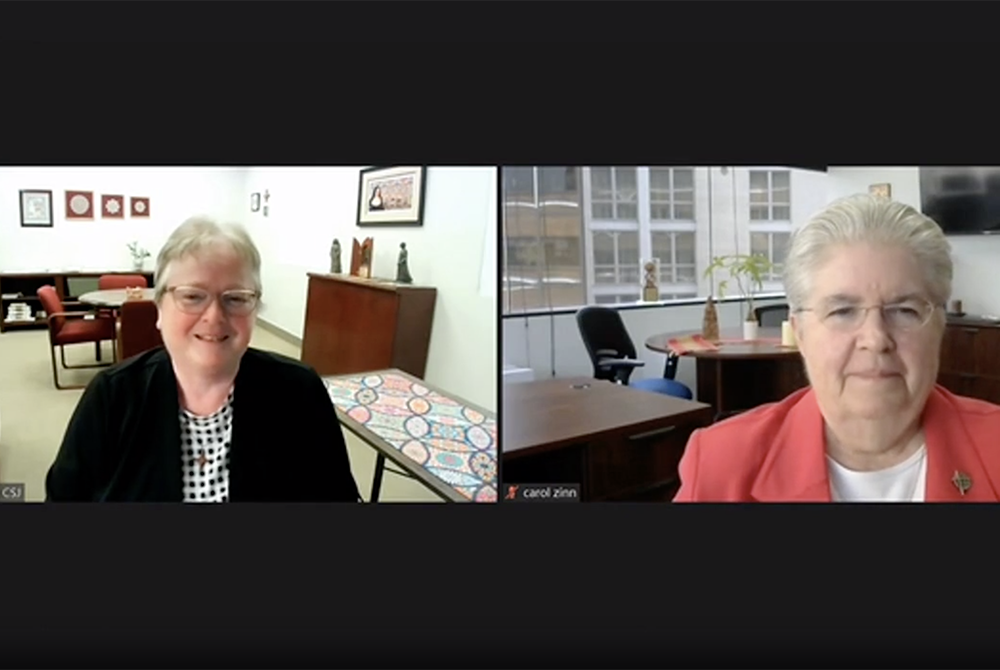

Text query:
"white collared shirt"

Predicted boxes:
[[828, 443, 927, 502]]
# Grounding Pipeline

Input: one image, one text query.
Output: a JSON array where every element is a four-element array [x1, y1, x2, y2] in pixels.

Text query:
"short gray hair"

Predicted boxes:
[[783, 194, 953, 311], [154, 216, 262, 304]]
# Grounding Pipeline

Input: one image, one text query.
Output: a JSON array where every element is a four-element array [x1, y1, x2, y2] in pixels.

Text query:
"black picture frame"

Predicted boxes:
[[250, 192, 260, 212], [356, 166, 427, 227], [19, 189, 53, 227]]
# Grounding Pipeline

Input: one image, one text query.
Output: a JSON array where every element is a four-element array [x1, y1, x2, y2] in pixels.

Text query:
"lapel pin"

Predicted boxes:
[[952, 471, 972, 496]]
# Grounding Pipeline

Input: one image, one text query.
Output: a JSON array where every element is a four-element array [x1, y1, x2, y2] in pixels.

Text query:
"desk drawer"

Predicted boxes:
[[586, 421, 699, 502]]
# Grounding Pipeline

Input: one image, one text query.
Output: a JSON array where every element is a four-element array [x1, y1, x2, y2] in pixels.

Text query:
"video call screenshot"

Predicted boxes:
[[1, 164, 996, 504]]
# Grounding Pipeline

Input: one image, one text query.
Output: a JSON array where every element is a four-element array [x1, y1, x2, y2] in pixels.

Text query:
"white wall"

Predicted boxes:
[[826, 166, 1000, 316], [0, 167, 245, 272], [242, 166, 497, 412]]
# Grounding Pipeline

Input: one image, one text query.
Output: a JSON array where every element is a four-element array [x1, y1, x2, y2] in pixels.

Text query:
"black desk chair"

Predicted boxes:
[[754, 304, 789, 327], [576, 306, 693, 400]]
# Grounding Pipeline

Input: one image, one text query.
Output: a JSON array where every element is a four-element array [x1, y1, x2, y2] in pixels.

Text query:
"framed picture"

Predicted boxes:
[[250, 192, 260, 212], [357, 166, 426, 227], [130, 196, 150, 218], [20, 189, 53, 227], [101, 194, 125, 218], [65, 190, 94, 219], [869, 183, 891, 198]]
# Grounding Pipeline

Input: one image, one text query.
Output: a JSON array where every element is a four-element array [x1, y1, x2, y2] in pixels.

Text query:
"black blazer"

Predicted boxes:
[[46, 347, 361, 502]]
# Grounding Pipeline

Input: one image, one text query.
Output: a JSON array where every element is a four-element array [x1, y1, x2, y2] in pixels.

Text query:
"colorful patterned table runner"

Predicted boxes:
[[667, 335, 785, 355], [324, 372, 497, 502]]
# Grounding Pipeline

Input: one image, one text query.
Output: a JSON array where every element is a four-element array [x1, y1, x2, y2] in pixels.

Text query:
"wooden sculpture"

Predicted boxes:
[[351, 237, 374, 279]]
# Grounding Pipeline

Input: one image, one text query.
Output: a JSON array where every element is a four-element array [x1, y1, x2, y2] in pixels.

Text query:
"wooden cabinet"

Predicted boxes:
[[938, 316, 1000, 405], [1, 271, 154, 333], [300, 273, 437, 379]]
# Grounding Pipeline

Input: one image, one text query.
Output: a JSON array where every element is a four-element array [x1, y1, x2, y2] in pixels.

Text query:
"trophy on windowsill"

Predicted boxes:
[[642, 259, 660, 302]]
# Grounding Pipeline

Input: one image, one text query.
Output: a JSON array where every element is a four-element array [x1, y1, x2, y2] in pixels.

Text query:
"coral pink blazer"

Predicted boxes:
[[674, 385, 1000, 502]]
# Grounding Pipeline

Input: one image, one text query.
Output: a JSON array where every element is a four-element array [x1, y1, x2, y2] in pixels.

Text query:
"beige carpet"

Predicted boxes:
[[0, 322, 441, 502]]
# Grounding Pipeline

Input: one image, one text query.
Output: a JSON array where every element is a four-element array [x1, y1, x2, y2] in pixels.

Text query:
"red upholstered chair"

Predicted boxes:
[[117, 299, 163, 360], [37, 285, 117, 390], [98, 274, 148, 290]]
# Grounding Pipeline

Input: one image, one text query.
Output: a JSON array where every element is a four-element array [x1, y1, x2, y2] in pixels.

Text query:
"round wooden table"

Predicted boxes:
[[644, 327, 799, 359], [645, 327, 807, 420], [79, 288, 156, 307]]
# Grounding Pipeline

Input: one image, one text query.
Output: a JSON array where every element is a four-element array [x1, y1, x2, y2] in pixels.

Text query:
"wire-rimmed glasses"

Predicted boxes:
[[166, 286, 259, 316], [795, 298, 941, 333]]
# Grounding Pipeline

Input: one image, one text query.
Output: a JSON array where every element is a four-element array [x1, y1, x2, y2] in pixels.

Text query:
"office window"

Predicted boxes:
[[591, 167, 638, 221], [650, 168, 695, 221], [502, 166, 823, 315], [502, 167, 586, 313], [750, 231, 791, 280], [749, 169, 791, 221], [592, 230, 640, 286], [651, 231, 697, 289]]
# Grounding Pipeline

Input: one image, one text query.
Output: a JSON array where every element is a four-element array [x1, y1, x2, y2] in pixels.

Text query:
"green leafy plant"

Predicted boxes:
[[703, 253, 775, 322], [127, 241, 151, 264]]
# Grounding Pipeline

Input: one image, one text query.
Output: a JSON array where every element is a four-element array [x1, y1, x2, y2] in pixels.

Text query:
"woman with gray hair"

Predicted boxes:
[[46, 216, 361, 502], [675, 193, 1000, 502]]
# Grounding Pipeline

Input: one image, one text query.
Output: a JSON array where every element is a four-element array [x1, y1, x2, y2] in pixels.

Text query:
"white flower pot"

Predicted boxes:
[[743, 320, 758, 341]]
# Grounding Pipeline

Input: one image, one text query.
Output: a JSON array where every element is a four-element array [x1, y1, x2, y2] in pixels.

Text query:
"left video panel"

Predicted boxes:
[[0, 165, 498, 502]]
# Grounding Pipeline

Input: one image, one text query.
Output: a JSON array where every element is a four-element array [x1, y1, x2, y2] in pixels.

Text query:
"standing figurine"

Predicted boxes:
[[642, 260, 659, 302], [396, 242, 413, 283], [330, 239, 341, 274]]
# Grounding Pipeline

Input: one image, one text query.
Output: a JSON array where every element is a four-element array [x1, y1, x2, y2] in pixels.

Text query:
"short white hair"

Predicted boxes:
[[154, 216, 262, 304], [783, 194, 953, 310]]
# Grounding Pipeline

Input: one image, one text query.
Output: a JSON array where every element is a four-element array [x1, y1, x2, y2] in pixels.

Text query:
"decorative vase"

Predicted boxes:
[[702, 296, 720, 341], [743, 320, 758, 341], [132, 259, 144, 271]]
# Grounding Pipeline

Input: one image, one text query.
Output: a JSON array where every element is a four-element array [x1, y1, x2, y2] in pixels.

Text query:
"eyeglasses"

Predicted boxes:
[[166, 286, 259, 316], [796, 298, 941, 333]]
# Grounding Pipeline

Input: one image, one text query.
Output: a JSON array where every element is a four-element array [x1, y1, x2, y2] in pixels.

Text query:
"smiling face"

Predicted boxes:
[[156, 244, 257, 378], [792, 243, 945, 425]]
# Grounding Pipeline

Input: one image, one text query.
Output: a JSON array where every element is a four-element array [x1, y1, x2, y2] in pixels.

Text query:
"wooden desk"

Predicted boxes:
[[502, 377, 712, 501], [645, 327, 808, 420], [302, 273, 437, 379], [324, 368, 497, 503]]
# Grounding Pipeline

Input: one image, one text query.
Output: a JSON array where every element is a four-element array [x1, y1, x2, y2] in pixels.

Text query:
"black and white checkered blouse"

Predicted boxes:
[[179, 389, 234, 502]]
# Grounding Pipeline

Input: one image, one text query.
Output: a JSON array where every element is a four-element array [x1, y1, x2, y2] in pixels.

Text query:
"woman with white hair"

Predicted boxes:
[[675, 193, 1000, 502], [46, 216, 360, 502]]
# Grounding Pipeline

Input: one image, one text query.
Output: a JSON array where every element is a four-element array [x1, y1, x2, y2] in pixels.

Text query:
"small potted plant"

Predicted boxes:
[[703, 253, 776, 340], [127, 241, 151, 271]]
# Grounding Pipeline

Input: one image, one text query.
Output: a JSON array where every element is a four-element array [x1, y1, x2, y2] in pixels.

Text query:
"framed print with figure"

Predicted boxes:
[[357, 166, 426, 227], [869, 183, 891, 198], [20, 189, 53, 227]]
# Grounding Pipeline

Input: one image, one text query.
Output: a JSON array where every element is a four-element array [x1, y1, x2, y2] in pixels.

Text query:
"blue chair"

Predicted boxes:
[[576, 306, 694, 400]]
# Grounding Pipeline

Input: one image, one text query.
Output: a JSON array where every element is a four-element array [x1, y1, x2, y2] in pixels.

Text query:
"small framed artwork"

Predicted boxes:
[[869, 183, 891, 198], [357, 166, 427, 227], [19, 189, 53, 227], [130, 196, 150, 218], [65, 190, 94, 219], [101, 194, 125, 218], [250, 192, 260, 212]]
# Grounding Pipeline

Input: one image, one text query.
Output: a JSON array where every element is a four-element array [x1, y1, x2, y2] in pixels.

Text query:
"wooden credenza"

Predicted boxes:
[[938, 315, 1000, 405], [300, 273, 437, 379], [502, 377, 713, 501]]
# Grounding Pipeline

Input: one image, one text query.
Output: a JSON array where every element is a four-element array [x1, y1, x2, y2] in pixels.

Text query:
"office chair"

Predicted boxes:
[[576, 306, 693, 400], [754, 304, 789, 327]]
